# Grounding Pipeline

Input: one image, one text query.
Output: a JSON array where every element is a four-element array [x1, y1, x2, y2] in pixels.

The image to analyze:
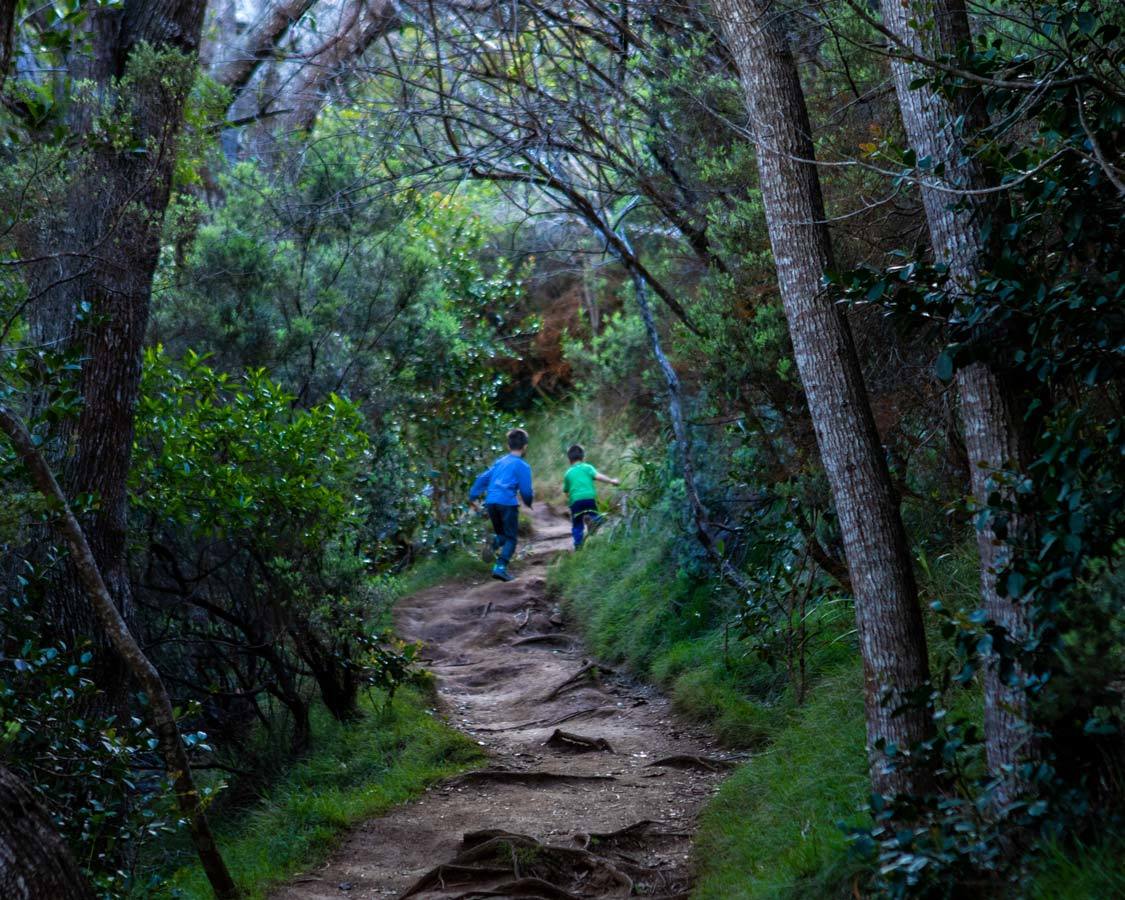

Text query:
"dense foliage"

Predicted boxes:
[[0, 0, 1122, 896]]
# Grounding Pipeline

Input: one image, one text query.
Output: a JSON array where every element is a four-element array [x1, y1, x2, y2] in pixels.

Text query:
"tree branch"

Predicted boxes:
[[0, 405, 240, 900]]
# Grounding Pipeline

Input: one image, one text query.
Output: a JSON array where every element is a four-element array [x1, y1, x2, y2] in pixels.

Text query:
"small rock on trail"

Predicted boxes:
[[272, 505, 737, 899]]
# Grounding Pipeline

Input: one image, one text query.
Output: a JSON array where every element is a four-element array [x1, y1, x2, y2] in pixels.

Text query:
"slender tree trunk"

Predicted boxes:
[[0, 0, 15, 88], [877, 0, 1035, 802], [616, 227, 756, 599], [0, 407, 240, 900], [712, 0, 934, 797], [0, 766, 94, 900]]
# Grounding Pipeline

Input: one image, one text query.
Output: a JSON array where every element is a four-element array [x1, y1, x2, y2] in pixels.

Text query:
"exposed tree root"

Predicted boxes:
[[645, 755, 735, 772], [544, 663, 613, 701], [471, 705, 614, 734], [544, 729, 613, 754], [448, 769, 617, 787], [451, 877, 582, 899], [511, 634, 572, 648], [399, 830, 656, 899], [572, 820, 688, 851]]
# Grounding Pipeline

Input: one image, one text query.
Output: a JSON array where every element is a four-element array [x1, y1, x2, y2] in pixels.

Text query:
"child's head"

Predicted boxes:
[[507, 428, 529, 454], [567, 443, 585, 463]]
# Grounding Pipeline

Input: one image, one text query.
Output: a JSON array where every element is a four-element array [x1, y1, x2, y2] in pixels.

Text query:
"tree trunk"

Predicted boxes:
[[0, 407, 240, 900], [210, 0, 318, 96], [279, 0, 397, 132], [291, 628, 360, 723], [0, 766, 94, 900], [12, 0, 208, 697], [616, 227, 756, 598], [877, 0, 1035, 803], [711, 0, 934, 797], [0, 0, 15, 88]]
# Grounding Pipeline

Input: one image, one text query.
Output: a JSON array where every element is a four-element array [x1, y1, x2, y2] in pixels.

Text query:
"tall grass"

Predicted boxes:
[[692, 666, 869, 899], [524, 401, 641, 507], [1031, 835, 1125, 898]]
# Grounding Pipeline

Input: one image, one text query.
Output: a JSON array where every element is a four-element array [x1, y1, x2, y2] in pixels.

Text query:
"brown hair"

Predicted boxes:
[[507, 428, 529, 450], [567, 443, 584, 462]]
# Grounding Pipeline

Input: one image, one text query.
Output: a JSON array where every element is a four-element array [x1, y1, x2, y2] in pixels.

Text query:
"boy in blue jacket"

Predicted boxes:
[[469, 428, 533, 582]]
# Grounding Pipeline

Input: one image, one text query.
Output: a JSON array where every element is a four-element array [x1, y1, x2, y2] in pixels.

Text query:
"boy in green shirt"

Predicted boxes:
[[562, 444, 620, 549]]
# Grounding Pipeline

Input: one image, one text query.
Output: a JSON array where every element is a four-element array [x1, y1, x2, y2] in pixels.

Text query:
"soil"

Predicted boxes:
[[272, 505, 738, 900]]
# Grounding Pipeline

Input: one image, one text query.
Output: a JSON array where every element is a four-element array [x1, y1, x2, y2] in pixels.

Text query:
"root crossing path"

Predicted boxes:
[[273, 505, 737, 900]]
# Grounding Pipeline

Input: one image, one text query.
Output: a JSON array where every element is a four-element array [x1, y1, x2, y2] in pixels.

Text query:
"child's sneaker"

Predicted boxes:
[[491, 563, 514, 582]]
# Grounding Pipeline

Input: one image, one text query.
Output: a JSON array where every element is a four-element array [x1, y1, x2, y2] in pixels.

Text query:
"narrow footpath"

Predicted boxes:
[[274, 505, 737, 900]]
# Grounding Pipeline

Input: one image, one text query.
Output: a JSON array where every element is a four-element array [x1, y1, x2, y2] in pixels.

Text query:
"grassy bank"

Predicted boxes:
[[548, 520, 866, 897], [153, 686, 482, 899], [693, 667, 868, 898], [549, 521, 856, 747], [549, 514, 1125, 898]]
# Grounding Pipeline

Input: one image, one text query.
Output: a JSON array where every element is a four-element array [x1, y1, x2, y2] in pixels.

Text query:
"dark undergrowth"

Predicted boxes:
[[140, 555, 490, 899]]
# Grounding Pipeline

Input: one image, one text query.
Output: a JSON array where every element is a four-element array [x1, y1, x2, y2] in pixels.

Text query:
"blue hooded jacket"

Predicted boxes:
[[469, 454, 533, 507]]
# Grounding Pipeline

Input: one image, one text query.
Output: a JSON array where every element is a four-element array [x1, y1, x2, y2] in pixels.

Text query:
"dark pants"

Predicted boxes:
[[486, 503, 520, 565], [570, 498, 602, 548]]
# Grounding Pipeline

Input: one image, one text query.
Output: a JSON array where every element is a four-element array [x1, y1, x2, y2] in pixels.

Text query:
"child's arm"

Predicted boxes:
[[594, 472, 621, 486], [518, 461, 534, 508], [468, 466, 493, 505]]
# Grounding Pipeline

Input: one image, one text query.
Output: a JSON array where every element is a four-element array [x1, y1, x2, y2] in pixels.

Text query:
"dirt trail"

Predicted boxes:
[[273, 505, 737, 900]]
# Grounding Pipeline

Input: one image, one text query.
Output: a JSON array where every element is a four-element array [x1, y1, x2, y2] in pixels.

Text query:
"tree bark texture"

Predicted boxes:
[[0, 406, 240, 900], [281, 0, 397, 131], [14, 0, 207, 688], [877, 0, 1035, 801], [0, 766, 94, 900], [712, 0, 933, 797], [210, 0, 319, 95], [0, 0, 15, 88]]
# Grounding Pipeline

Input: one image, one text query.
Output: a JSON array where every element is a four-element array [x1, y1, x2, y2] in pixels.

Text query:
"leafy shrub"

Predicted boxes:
[[0, 593, 170, 897], [131, 349, 415, 757]]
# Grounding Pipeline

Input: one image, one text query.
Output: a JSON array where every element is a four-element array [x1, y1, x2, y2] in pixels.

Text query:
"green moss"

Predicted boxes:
[[154, 687, 483, 899]]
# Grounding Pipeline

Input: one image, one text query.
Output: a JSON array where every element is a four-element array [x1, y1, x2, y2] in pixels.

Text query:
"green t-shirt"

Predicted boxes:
[[563, 462, 599, 503]]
